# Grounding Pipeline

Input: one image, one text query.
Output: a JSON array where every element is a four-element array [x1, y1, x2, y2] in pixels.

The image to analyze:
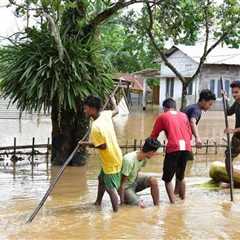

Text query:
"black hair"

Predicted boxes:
[[198, 89, 216, 102], [230, 81, 240, 89], [83, 95, 102, 111], [162, 98, 176, 109], [142, 138, 161, 153]]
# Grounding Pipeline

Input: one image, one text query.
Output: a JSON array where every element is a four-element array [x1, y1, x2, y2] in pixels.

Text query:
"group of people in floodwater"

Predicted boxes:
[[79, 80, 240, 212]]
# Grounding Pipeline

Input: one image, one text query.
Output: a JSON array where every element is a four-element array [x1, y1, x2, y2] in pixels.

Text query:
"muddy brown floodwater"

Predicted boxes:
[[1, 108, 240, 240]]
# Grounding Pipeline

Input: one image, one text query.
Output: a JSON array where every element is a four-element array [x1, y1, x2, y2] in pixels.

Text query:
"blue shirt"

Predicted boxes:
[[183, 104, 202, 125]]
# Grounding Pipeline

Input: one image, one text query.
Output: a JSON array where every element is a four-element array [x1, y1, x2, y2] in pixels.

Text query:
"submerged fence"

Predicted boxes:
[[0, 137, 227, 164]]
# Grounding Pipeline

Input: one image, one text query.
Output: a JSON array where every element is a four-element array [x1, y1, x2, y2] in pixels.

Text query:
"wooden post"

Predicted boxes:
[[206, 139, 209, 155], [13, 137, 16, 178], [13, 137, 16, 157], [142, 79, 147, 111], [31, 137, 35, 167], [133, 139, 137, 151], [46, 137, 50, 165], [214, 141, 217, 155], [125, 140, 128, 154]]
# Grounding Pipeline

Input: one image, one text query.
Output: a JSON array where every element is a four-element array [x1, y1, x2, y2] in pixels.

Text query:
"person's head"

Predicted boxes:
[[162, 98, 176, 112], [83, 95, 102, 118], [198, 89, 216, 111], [141, 138, 161, 159], [230, 81, 240, 102]]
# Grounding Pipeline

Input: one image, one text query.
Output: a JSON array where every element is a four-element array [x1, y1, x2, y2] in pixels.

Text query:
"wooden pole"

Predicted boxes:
[[220, 76, 234, 201], [133, 139, 137, 151], [31, 137, 35, 165], [26, 83, 121, 223], [13, 137, 16, 178]]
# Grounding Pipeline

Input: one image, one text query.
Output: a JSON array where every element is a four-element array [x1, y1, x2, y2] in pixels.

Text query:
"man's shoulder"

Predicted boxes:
[[123, 151, 137, 161], [184, 104, 201, 117], [94, 110, 112, 125], [155, 112, 165, 119], [184, 104, 199, 111], [178, 111, 188, 118]]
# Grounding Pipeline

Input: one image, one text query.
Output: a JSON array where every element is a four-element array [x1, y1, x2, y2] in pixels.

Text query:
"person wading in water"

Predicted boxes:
[[183, 89, 216, 150], [223, 81, 240, 176], [150, 98, 192, 203], [80, 95, 122, 212]]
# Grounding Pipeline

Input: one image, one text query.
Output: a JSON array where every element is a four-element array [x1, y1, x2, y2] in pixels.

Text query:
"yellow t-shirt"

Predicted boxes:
[[90, 110, 122, 174]]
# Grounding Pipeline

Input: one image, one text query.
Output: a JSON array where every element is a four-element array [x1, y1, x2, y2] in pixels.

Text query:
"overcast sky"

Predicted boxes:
[[0, 0, 222, 44], [0, 1, 143, 39], [0, 0, 25, 39]]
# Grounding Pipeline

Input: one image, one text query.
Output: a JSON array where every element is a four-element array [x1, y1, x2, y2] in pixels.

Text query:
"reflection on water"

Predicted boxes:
[[1, 109, 240, 239]]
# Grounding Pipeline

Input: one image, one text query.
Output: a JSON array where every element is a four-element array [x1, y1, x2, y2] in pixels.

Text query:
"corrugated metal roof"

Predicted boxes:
[[113, 73, 152, 92], [0, 97, 49, 119], [165, 44, 240, 66]]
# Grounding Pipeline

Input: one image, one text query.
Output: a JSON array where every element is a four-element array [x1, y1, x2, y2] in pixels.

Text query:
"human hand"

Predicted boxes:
[[195, 137, 202, 148], [221, 90, 228, 100], [78, 140, 89, 147], [138, 200, 145, 208]]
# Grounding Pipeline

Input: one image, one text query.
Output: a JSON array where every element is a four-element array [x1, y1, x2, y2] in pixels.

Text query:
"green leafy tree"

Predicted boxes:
[[144, 0, 240, 108], [0, 0, 146, 165], [100, 10, 159, 73]]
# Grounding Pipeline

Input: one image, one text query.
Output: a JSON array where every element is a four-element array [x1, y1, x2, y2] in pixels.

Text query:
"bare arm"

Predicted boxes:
[[190, 118, 202, 148], [79, 141, 107, 150], [225, 128, 240, 134], [119, 175, 128, 204]]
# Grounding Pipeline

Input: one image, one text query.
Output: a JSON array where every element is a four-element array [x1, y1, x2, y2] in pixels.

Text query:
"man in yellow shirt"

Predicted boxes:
[[80, 95, 122, 212]]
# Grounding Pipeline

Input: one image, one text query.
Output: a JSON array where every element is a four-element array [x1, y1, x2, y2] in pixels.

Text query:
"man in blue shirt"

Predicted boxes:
[[183, 89, 216, 149]]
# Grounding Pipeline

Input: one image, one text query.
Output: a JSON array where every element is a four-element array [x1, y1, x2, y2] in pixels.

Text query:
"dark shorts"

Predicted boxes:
[[162, 151, 189, 183], [99, 169, 121, 190], [225, 133, 240, 161], [124, 176, 150, 205]]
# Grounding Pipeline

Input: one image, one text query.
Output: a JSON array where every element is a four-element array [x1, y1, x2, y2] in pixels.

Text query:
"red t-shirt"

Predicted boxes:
[[151, 111, 192, 153]]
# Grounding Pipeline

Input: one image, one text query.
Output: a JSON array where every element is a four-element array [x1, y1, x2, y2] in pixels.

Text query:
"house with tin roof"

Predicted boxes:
[[158, 45, 240, 110]]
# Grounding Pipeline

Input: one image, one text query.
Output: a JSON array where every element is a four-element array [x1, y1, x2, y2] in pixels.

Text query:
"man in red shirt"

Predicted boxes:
[[151, 98, 192, 203]]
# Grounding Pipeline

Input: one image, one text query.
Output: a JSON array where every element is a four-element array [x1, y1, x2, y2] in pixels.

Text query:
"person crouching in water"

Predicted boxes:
[[80, 95, 122, 212], [150, 98, 192, 203], [119, 138, 161, 208]]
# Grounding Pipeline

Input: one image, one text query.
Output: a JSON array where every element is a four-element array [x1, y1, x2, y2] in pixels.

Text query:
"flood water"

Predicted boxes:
[[1, 108, 240, 240]]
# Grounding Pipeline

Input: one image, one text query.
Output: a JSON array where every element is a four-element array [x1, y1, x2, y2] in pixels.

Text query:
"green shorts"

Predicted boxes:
[[99, 169, 121, 190], [124, 176, 149, 205]]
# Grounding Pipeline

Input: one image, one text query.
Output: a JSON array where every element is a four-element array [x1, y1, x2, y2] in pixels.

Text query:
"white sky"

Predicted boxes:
[[0, 0, 26, 40], [0, 0, 223, 44]]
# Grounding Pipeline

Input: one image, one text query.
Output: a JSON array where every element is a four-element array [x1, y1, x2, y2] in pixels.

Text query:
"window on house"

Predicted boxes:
[[210, 79, 215, 94], [209, 79, 230, 98], [166, 78, 174, 97], [217, 80, 222, 98], [187, 81, 193, 95], [225, 80, 230, 96]]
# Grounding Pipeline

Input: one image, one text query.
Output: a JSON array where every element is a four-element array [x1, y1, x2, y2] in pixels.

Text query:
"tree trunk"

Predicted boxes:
[[51, 101, 89, 166], [180, 83, 188, 110]]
